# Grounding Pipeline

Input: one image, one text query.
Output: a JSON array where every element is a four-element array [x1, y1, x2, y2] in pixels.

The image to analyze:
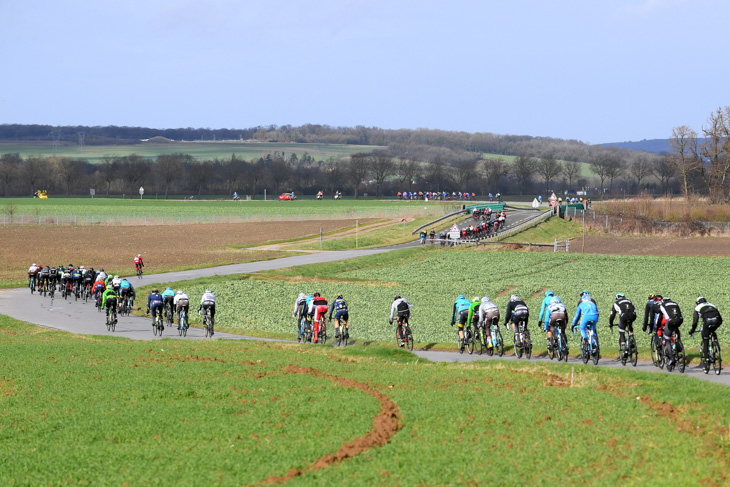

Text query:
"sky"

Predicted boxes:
[[1, 0, 728, 144]]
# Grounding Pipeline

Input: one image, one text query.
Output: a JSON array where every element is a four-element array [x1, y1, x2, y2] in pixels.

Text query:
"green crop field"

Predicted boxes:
[[0, 141, 380, 164], [0, 314, 727, 485], [0, 198, 459, 224], [142, 247, 730, 352]]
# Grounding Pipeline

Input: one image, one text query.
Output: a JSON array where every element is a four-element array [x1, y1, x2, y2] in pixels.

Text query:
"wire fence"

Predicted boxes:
[[564, 209, 730, 237]]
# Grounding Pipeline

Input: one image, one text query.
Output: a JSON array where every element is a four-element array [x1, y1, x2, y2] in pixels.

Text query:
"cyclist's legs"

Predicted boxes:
[[662, 321, 675, 358], [457, 309, 468, 340], [151, 303, 162, 323], [701, 320, 721, 359]]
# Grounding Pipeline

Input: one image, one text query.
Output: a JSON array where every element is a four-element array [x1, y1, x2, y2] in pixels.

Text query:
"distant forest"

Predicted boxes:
[[0, 123, 682, 198]]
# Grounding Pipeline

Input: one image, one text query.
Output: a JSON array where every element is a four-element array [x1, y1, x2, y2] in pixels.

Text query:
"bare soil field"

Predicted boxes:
[[581, 235, 730, 257], [0, 219, 372, 286]]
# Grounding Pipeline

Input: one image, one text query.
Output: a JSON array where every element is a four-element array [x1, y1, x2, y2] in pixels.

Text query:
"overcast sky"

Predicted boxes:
[[1, 0, 727, 143]]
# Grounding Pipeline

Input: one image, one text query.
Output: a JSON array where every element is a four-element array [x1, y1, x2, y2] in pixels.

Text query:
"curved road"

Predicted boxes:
[[1, 210, 726, 386]]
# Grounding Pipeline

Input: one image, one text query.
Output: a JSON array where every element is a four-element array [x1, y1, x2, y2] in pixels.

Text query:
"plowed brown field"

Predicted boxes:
[[1, 219, 371, 287]]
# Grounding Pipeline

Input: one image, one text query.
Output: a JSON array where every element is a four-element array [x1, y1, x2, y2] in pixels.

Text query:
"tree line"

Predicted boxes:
[[0, 147, 681, 199]]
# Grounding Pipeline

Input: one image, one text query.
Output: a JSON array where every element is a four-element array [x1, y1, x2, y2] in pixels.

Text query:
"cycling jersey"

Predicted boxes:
[[390, 298, 411, 321], [102, 289, 118, 308], [538, 293, 555, 323], [691, 302, 722, 334], [28, 265, 38, 275], [547, 302, 568, 330], [201, 292, 216, 306], [504, 300, 529, 326], [452, 296, 472, 325], [466, 299, 481, 326], [478, 297, 499, 325], [329, 297, 348, 320], [572, 300, 599, 339], [609, 298, 636, 328]]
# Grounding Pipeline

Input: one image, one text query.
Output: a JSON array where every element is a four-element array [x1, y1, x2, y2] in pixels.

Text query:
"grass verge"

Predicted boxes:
[[0, 314, 727, 485]]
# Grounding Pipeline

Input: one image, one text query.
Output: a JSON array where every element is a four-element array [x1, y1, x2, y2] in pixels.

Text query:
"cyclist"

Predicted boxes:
[[28, 263, 39, 290], [174, 290, 190, 329], [134, 254, 144, 274], [545, 296, 568, 351], [146, 289, 164, 329], [478, 296, 499, 348], [48, 266, 59, 291], [93, 275, 106, 304], [504, 294, 529, 345], [609, 293, 637, 359], [119, 278, 136, 309], [656, 296, 684, 366], [292, 293, 309, 339], [81, 266, 94, 293], [451, 295, 472, 345], [690, 297, 723, 363], [642, 293, 661, 349], [198, 289, 217, 332], [329, 294, 349, 340], [111, 275, 122, 293], [102, 286, 119, 324], [419, 231, 427, 244], [71, 266, 83, 295], [572, 292, 600, 353], [162, 287, 176, 319], [465, 296, 481, 338], [61, 266, 73, 294], [577, 290, 597, 308], [307, 292, 328, 343], [537, 290, 555, 330], [38, 265, 50, 292], [96, 268, 108, 283], [389, 295, 412, 347]]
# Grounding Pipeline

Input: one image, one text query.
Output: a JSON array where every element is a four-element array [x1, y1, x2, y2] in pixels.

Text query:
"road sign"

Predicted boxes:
[[449, 223, 460, 239]]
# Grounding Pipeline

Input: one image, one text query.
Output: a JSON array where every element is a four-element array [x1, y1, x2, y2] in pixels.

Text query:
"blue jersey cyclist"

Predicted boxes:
[[162, 287, 176, 315], [451, 295, 472, 343], [572, 292, 600, 349], [146, 289, 164, 328], [537, 290, 555, 328], [329, 295, 349, 339]]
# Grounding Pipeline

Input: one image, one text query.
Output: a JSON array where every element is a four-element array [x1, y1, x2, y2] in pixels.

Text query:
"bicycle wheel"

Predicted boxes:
[[111, 313, 116, 332], [405, 328, 413, 351], [650, 335, 658, 367], [475, 328, 485, 355], [524, 330, 532, 360], [548, 335, 556, 360], [106, 317, 111, 332], [581, 340, 589, 364], [560, 333, 568, 362], [458, 334, 464, 354], [713, 338, 722, 375], [515, 334, 523, 359], [153, 321, 158, 336], [466, 329, 474, 355], [335, 327, 342, 346], [629, 335, 638, 367], [676, 339, 685, 373], [493, 329, 502, 357], [592, 342, 599, 365]]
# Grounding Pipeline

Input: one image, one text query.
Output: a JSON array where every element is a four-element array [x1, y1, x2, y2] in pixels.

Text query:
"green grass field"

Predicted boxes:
[[136, 246, 730, 354], [0, 198, 459, 224], [0, 314, 727, 485], [0, 141, 380, 164]]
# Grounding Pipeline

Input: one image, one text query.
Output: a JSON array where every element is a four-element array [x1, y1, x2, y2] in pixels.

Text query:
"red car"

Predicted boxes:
[[278, 193, 296, 201]]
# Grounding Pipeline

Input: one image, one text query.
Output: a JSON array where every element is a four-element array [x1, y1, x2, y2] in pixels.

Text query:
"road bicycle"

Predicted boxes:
[[613, 328, 638, 367], [335, 324, 349, 347], [580, 324, 600, 365], [457, 325, 475, 355], [395, 316, 413, 351], [314, 315, 327, 345], [48, 280, 55, 300], [153, 311, 164, 337], [554, 323, 569, 362], [202, 308, 214, 338], [300, 316, 313, 343], [664, 331, 685, 373], [105, 305, 117, 332], [119, 296, 132, 317], [178, 309, 189, 337], [474, 321, 486, 355], [164, 302, 174, 327], [136, 264, 143, 279], [487, 322, 504, 357], [513, 319, 532, 359], [698, 330, 722, 375], [95, 292, 103, 312], [650, 330, 664, 369], [29, 275, 36, 294], [83, 282, 92, 303], [38, 278, 47, 297]]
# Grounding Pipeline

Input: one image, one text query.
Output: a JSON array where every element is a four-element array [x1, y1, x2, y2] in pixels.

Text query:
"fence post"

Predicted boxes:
[[554, 238, 557, 252], [565, 239, 569, 252], [605, 215, 608, 229]]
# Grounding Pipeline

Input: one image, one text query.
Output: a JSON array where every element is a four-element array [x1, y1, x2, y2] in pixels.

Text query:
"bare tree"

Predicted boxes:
[[652, 156, 676, 193], [561, 161, 581, 189], [348, 153, 371, 198], [454, 159, 477, 191], [396, 157, 420, 192], [370, 152, 394, 198], [699, 108, 730, 203], [535, 153, 562, 193], [630, 155, 652, 191], [54, 157, 83, 195], [22, 156, 50, 194], [0, 153, 21, 196], [424, 156, 448, 192], [481, 157, 507, 193], [98, 156, 119, 196], [511, 154, 535, 194], [591, 153, 622, 196], [668, 125, 700, 198], [156, 154, 186, 199]]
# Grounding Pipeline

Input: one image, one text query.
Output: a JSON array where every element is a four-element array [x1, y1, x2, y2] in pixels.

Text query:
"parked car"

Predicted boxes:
[[279, 192, 296, 201]]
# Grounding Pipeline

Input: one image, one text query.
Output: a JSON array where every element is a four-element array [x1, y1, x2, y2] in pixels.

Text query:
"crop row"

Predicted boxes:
[[175, 249, 730, 348]]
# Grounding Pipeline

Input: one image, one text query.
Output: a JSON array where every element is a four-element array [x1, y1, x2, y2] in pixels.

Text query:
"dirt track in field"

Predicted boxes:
[[0, 219, 374, 285]]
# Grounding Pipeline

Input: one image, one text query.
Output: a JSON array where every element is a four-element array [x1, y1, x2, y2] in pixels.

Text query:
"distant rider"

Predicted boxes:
[[656, 296, 684, 366], [329, 294, 350, 340], [451, 294, 473, 345], [162, 287, 176, 318], [134, 254, 144, 274], [198, 289, 217, 333], [572, 292, 600, 352], [690, 297, 723, 363], [308, 292, 328, 343], [537, 290, 555, 330], [102, 287, 119, 324], [119, 278, 136, 307], [609, 293, 636, 359], [390, 295, 412, 347], [292, 292, 309, 339], [174, 290, 189, 328], [146, 289, 164, 328], [504, 294, 529, 345], [545, 296, 568, 350], [478, 296, 500, 349]]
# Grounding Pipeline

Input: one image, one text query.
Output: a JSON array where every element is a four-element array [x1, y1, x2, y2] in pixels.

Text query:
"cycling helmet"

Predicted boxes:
[[298, 292, 306, 300], [138, 254, 141, 257], [581, 293, 592, 302], [115, 275, 120, 279], [579, 290, 589, 298], [205, 289, 212, 294], [80, 266, 85, 270], [152, 289, 159, 293], [472, 297, 479, 302], [337, 295, 343, 299], [615, 293, 625, 300], [696, 296, 707, 305], [510, 294, 519, 302], [551, 297, 562, 305], [545, 290, 554, 297], [165, 286, 172, 290], [177, 290, 183, 295], [458, 295, 465, 300], [648, 293, 656, 300], [32, 263, 36, 266], [394, 295, 401, 301], [313, 292, 320, 297], [654, 294, 663, 301]]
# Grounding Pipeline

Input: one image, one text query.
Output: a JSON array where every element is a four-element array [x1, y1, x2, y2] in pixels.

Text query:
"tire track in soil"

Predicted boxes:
[[258, 365, 402, 485]]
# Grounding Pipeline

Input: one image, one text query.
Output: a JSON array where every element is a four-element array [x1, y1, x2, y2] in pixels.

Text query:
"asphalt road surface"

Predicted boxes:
[[2, 209, 727, 387]]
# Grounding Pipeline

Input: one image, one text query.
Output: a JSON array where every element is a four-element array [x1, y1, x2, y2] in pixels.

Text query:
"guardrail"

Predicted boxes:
[[434, 209, 553, 246]]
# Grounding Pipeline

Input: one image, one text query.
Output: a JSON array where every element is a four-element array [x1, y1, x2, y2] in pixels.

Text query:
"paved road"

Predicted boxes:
[[1, 208, 727, 386]]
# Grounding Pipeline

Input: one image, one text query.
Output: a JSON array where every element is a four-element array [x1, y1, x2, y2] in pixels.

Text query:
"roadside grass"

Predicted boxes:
[[0, 314, 727, 485], [503, 216, 585, 243]]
